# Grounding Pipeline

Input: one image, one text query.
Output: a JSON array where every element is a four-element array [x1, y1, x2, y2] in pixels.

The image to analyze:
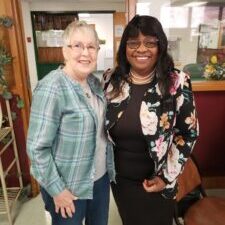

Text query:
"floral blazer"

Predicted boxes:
[[103, 69, 199, 199]]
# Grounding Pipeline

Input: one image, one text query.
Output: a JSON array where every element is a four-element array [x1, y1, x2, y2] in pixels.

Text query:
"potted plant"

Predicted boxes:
[[203, 54, 225, 80]]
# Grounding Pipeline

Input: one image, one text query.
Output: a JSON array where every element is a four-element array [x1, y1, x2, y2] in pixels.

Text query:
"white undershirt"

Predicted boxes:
[[81, 83, 107, 181]]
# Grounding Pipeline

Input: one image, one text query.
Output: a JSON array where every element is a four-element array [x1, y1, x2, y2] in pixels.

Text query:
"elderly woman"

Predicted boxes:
[[27, 21, 115, 225], [103, 15, 199, 225]]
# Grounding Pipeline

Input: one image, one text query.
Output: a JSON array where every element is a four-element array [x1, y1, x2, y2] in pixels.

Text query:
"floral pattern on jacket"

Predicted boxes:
[[103, 69, 199, 199]]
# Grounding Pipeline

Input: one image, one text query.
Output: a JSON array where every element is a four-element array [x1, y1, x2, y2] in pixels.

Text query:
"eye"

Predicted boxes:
[[87, 45, 96, 51], [72, 43, 82, 49], [127, 40, 140, 49], [144, 39, 158, 48]]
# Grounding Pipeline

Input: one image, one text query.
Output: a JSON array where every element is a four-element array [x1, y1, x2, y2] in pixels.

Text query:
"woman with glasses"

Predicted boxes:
[[103, 15, 199, 225], [27, 21, 115, 225]]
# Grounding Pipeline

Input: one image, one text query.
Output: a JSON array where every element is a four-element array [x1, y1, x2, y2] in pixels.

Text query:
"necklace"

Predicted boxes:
[[130, 68, 155, 85], [81, 83, 92, 99], [85, 92, 91, 98]]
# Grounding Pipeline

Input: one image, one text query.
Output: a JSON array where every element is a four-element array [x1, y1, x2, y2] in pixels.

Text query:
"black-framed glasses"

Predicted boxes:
[[67, 42, 99, 53], [126, 38, 159, 49]]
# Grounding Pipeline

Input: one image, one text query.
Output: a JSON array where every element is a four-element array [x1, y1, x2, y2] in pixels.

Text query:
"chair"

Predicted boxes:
[[174, 156, 225, 225], [183, 63, 204, 79]]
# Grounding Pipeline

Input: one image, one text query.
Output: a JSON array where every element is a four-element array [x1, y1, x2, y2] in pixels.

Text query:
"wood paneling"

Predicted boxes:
[[113, 12, 126, 66], [38, 47, 63, 63]]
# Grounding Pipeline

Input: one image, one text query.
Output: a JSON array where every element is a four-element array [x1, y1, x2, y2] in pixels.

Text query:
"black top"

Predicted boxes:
[[110, 83, 155, 181]]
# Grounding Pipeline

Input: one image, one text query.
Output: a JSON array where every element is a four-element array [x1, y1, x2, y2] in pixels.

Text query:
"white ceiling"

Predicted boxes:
[[26, 0, 224, 4], [171, 0, 225, 4], [26, 0, 124, 2]]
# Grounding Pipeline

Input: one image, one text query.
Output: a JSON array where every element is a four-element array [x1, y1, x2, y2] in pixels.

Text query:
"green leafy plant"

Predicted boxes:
[[0, 16, 24, 127], [0, 42, 13, 99], [0, 16, 13, 28]]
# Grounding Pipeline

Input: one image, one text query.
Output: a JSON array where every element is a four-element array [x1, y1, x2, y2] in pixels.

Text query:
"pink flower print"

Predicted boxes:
[[170, 72, 180, 95], [140, 102, 158, 135], [152, 136, 168, 161], [165, 147, 182, 181]]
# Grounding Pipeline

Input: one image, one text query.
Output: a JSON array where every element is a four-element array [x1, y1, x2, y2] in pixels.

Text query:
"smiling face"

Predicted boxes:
[[63, 27, 99, 82], [126, 32, 159, 76]]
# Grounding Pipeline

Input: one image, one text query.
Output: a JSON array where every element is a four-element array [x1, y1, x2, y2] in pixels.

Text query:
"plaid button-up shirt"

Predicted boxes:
[[27, 68, 115, 198]]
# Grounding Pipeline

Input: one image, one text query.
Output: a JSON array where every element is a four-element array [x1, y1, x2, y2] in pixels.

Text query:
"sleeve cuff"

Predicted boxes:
[[45, 178, 66, 197]]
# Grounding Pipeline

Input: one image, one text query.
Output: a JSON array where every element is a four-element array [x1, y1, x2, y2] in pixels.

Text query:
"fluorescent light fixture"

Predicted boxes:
[[184, 1, 207, 7], [78, 13, 90, 18]]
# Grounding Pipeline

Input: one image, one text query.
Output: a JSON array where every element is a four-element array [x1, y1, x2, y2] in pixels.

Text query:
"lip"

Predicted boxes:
[[78, 60, 91, 64], [134, 55, 151, 62]]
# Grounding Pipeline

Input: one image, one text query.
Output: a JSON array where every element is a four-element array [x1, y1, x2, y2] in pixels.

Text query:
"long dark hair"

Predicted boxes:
[[110, 15, 175, 98]]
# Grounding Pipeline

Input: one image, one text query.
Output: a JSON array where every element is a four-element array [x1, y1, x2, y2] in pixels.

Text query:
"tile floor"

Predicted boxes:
[[0, 190, 122, 225], [1, 189, 225, 225]]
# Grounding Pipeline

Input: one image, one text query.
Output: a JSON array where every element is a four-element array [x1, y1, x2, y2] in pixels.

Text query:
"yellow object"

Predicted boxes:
[[210, 55, 217, 64]]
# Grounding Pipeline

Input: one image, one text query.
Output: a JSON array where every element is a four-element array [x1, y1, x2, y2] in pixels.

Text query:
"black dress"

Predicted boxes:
[[110, 83, 175, 225]]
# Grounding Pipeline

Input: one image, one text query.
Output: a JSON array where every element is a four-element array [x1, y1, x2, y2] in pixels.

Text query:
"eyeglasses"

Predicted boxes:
[[126, 38, 159, 49], [67, 42, 99, 53]]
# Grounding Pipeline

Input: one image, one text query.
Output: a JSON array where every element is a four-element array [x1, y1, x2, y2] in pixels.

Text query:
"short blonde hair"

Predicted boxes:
[[62, 20, 99, 47]]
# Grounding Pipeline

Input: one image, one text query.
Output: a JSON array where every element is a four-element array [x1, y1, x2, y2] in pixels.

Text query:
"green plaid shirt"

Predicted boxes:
[[27, 68, 115, 199]]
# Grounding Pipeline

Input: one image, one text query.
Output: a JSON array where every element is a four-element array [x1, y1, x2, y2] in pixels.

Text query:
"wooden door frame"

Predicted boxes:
[[2, 0, 31, 131], [126, 0, 136, 22]]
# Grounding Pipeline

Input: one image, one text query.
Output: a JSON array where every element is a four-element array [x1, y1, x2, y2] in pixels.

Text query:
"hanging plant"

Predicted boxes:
[[0, 16, 24, 127], [0, 42, 13, 99], [0, 16, 13, 99], [0, 16, 13, 28]]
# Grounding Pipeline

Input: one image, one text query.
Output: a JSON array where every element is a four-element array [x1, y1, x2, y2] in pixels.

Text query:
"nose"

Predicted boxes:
[[136, 42, 148, 52], [81, 46, 89, 55]]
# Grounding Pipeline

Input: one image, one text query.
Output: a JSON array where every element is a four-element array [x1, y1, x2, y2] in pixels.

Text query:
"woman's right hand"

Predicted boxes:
[[142, 176, 166, 193], [53, 189, 78, 218]]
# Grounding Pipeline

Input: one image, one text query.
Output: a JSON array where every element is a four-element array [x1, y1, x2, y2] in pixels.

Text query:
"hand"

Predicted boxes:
[[53, 189, 78, 218], [142, 176, 166, 193]]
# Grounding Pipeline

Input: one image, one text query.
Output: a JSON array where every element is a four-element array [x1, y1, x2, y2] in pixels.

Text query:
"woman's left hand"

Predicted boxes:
[[142, 176, 166, 192]]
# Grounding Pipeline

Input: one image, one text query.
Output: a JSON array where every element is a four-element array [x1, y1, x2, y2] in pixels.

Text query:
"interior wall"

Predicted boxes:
[[21, 1, 38, 92]]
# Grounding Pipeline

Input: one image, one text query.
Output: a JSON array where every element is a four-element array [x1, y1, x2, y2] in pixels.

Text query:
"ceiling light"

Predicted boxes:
[[78, 13, 90, 18], [184, 1, 207, 7]]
